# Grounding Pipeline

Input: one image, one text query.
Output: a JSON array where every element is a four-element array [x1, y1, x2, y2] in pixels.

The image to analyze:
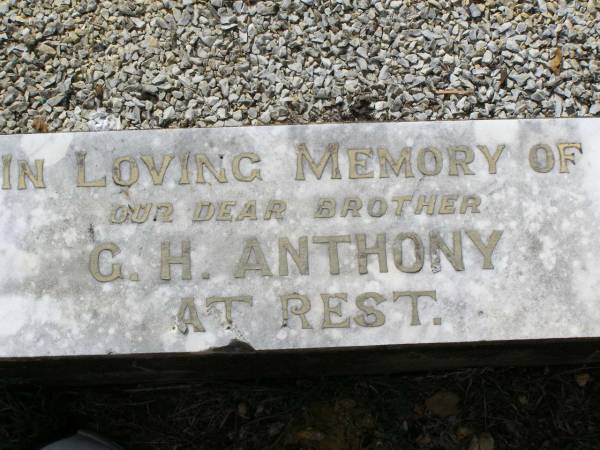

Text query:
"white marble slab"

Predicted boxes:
[[0, 118, 599, 357]]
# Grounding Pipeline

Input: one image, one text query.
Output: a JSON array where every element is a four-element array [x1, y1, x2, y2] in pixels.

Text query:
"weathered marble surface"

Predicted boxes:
[[0, 118, 599, 357]]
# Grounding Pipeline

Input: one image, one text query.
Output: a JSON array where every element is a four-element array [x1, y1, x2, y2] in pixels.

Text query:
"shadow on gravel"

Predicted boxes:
[[1, 365, 599, 450]]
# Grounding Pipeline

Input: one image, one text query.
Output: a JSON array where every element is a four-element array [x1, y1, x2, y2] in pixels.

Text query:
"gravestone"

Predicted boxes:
[[1, 118, 599, 382]]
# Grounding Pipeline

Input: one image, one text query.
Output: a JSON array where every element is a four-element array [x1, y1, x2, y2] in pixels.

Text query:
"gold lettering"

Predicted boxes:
[[156, 203, 174, 222], [216, 201, 236, 221], [430, 231, 464, 272], [233, 238, 273, 278], [278, 237, 309, 276], [392, 232, 424, 273], [17, 159, 45, 189], [112, 156, 139, 186], [177, 297, 205, 333], [312, 235, 351, 275], [160, 240, 192, 280], [466, 230, 503, 269], [2, 154, 11, 190], [529, 144, 554, 173], [76, 151, 106, 187], [415, 195, 436, 215], [141, 154, 175, 185], [460, 195, 481, 214], [89, 242, 122, 282], [356, 233, 388, 274], [281, 293, 312, 329], [195, 154, 227, 183], [179, 152, 191, 184], [392, 195, 412, 216], [417, 147, 442, 176], [192, 201, 215, 221], [236, 201, 257, 221], [438, 194, 458, 214], [367, 197, 387, 217], [264, 200, 287, 220], [354, 292, 386, 327], [314, 198, 336, 218], [393, 290, 437, 326], [378, 147, 414, 178], [557, 143, 582, 173], [206, 296, 253, 323], [341, 197, 363, 217], [232, 152, 261, 181], [321, 293, 350, 328], [295, 143, 341, 180], [348, 148, 374, 179], [477, 145, 505, 174], [130, 203, 152, 224], [448, 146, 475, 176], [110, 205, 129, 224]]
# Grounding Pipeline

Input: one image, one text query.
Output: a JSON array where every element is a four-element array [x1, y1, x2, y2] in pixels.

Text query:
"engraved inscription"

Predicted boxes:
[[0, 119, 593, 358]]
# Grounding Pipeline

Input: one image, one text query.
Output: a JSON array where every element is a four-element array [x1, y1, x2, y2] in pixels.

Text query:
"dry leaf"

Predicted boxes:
[[286, 400, 371, 450], [425, 391, 460, 418], [95, 83, 104, 98], [435, 88, 473, 95], [416, 434, 432, 446], [295, 429, 325, 441], [456, 425, 474, 441], [31, 117, 48, 133], [549, 48, 562, 75], [575, 372, 591, 387], [414, 403, 426, 417], [499, 68, 508, 86]]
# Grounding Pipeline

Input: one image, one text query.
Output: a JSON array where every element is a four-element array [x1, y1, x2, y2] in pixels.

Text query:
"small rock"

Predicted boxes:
[[87, 112, 121, 131], [141, 84, 158, 95], [152, 73, 167, 85], [442, 54, 454, 65], [162, 106, 175, 124], [131, 18, 145, 29], [46, 94, 65, 107], [531, 90, 546, 102], [259, 110, 271, 123], [469, 4, 482, 18], [288, 62, 303, 73], [505, 39, 520, 52], [37, 43, 56, 55], [256, 2, 276, 15], [219, 79, 229, 97], [378, 66, 389, 81]]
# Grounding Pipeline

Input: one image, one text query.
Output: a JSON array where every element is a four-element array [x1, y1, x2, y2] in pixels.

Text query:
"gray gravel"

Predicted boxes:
[[0, 0, 598, 133]]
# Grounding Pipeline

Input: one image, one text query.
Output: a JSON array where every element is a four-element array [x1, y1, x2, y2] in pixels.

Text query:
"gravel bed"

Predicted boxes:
[[0, 0, 598, 133]]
